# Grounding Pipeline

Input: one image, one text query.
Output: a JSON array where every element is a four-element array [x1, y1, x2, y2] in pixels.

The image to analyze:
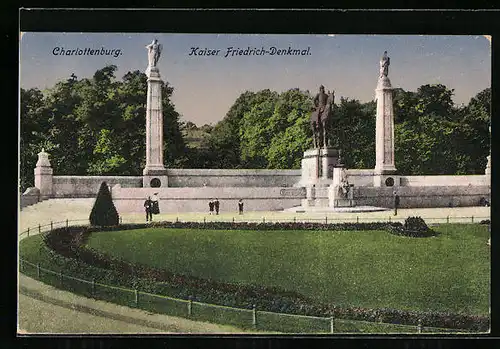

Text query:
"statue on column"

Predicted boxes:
[[146, 39, 162, 68], [379, 51, 390, 78], [310, 85, 334, 148]]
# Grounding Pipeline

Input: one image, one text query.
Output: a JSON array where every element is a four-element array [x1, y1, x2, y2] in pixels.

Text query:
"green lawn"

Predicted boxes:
[[85, 224, 490, 315]]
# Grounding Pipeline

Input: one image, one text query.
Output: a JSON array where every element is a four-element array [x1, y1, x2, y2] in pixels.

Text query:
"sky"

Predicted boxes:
[[20, 33, 490, 126]]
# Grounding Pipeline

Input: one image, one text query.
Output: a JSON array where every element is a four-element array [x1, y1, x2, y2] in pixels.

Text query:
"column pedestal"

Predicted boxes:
[[374, 76, 397, 176], [143, 66, 168, 187]]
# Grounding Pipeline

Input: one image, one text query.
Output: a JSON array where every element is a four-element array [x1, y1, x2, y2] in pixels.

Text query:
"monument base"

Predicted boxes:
[[299, 147, 340, 187], [143, 167, 168, 188], [373, 173, 400, 187]]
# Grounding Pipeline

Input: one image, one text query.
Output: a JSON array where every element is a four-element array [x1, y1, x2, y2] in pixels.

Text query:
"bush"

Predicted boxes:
[[89, 182, 119, 226], [387, 217, 436, 238]]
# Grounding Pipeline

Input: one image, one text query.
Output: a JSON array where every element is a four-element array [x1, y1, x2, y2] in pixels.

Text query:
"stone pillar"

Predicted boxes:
[[374, 76, 397, 176], [143, 66, 166, 175], [34, 149, 53, 200]]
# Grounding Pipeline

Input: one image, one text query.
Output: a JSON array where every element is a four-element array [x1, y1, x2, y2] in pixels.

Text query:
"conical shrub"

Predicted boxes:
[[89, 181, 119, 226]]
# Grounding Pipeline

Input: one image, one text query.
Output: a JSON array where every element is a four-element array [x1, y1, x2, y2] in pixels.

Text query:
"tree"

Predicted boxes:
[[239, 90, 279, 168], [20, 88, 48, 191], [89, 182, 119, 226], [206, 91, 257, 168], [266, 89, 313, 169]]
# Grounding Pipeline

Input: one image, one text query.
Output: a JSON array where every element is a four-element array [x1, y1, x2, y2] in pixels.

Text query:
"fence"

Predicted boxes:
[[18, 220, 484, 334], [182, 215, 490, 225]]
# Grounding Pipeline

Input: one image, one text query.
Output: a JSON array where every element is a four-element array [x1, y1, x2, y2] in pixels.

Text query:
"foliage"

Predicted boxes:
[[89, 182, 119, 226], [20, 66, 187, 191], [387, 216, 436, 238]]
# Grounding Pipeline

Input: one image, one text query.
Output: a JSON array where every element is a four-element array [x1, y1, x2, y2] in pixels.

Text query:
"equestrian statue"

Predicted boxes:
[[310, 85, 335, 148]]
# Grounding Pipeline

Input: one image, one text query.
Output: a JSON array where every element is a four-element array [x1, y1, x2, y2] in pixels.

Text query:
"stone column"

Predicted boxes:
[[143, 66, 166, 175], [34, 149, 53, 200], [374, 76, 397, 175]]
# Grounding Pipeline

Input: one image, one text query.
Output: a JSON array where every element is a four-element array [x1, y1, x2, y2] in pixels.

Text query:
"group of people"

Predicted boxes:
[[144, 195, 246, 220], [143, 193, 160, 222], [208, 198, 220, 215], [209, 199, 245, 215]]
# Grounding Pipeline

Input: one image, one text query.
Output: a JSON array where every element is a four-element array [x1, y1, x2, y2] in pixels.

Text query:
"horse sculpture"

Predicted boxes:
[[310, 86, 335, 148]]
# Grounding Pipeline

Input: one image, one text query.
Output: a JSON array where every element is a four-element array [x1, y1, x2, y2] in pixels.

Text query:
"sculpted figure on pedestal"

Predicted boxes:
[[146, 39, 162, 68], [379, 51, 390, 78], [310, 85, 335, 148]]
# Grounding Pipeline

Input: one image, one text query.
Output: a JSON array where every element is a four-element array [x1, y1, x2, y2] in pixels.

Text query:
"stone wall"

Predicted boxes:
[[52, 176, 143, 198], [345, 169, 376, 187], [165, 169, 301, 188], [353, 185, 491, 208], [19, 187, 40, 209], [400, 175, 489, 187], [111, 186, 304, 213]]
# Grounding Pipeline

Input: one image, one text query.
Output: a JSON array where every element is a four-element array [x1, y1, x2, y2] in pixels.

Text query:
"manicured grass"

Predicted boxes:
[[85, 224, 490, 315]]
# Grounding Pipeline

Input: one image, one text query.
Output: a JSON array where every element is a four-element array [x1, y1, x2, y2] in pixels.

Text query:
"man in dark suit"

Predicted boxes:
[[238, 199, 244, 215], [144, 196, 153, 222], [394, 191, 400, 216]]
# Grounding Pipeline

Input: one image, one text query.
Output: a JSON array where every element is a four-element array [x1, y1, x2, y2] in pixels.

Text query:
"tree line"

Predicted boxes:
[[20, 65, 490, 192]]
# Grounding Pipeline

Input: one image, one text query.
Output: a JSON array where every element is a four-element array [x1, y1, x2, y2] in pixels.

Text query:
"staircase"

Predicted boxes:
[[18, 198, 95, 232]]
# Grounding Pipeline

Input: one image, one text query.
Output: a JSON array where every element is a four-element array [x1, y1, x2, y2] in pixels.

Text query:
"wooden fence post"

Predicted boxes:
[[27, 228, 29, 237], [356, 216, 359, 223], [446, 216, 449, 224], [188, 297, 193, 316], [417, 319, 422, 334], [92, 278, 96, 297], [37, 263, 40, 278], [330, 317, 334, 334], [325, 216, 328, 224], [252, 304, 257, 328], [50, 221, 53, 232], [472, 216, 474, 223], [38, 224, 41, 234], [135, 289, 139, 306]]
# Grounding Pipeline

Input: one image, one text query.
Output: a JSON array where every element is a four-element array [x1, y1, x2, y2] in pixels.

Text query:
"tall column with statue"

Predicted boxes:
[[374, 51, 398, 187], [143, 39, 168, 187]]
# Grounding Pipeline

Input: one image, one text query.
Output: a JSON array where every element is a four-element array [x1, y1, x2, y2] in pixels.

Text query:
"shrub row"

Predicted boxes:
[[47, 220, 397, 233], [36, 225, 489, 331]]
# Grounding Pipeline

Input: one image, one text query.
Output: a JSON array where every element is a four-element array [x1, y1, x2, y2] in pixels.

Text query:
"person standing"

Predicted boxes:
[[238, 199, 244, 215], [152, 192, 160, 215], [209, 199, 214, 215], [393, 191, 400, 216], [214, 198, 220, 215], [144, 196, 153, 222]]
